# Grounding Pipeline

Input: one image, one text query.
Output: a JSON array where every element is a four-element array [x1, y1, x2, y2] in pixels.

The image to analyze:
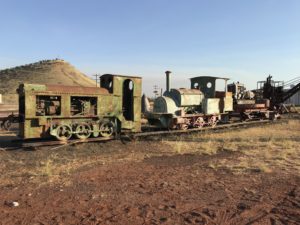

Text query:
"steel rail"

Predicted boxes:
[[133, 119, 286, 139], [20, 136, 114, 149]]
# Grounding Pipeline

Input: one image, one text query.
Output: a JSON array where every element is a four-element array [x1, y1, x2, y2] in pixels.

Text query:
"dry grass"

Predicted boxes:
[[162, 120, 300, 174], [0, 119, 299, 187], [0, 142, 150, 187]]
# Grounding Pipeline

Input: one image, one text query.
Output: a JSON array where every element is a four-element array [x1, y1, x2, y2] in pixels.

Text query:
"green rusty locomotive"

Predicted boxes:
[[17, 74, 142, 140]]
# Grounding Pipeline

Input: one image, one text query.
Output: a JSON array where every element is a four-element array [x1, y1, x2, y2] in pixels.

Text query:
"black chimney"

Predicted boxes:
[[165, 71, 171, 92]]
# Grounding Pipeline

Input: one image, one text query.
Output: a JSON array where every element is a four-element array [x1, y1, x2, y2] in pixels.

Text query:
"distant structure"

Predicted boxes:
[[285, 86, 300, 105], [284, 77, 300, 106], [257, 75, 300, 107]]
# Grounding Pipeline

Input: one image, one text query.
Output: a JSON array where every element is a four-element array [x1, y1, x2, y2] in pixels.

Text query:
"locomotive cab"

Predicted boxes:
[[190, 76, 233, 113], [100, 74, 142, 132]]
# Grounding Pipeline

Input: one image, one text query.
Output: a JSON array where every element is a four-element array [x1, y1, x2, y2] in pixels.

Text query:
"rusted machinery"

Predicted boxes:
[[16, 71, 284, 142], [146, 71, 233, 129], [227, 81, 279, 121], [257, 75, 300, 111], [17, 74, 142, 140], [0, 104, 19, 130]]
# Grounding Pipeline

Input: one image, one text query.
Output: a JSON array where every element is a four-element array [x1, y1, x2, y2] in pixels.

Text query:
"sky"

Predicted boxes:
[[0, 0, 300, 96]]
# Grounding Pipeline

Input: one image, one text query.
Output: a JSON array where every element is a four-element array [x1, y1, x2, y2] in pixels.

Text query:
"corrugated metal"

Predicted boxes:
[[285, 90, 300, 105]]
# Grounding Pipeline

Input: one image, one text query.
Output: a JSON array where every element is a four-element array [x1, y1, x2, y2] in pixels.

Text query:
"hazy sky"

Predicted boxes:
[[0, 0, 299, 96]]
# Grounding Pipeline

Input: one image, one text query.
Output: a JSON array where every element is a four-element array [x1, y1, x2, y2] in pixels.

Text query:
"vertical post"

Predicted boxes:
[[93, 74, 100, 87]]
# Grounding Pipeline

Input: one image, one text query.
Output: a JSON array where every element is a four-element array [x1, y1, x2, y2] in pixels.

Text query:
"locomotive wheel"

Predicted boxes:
[[178, 124, 188, 130], [209, 116, 217, 128], [56, 125, 72, 141], [99, 120, 115, 137], [75, 123, 91, 139], [3, 119, 12, 131], [194, 117, 205, 128]]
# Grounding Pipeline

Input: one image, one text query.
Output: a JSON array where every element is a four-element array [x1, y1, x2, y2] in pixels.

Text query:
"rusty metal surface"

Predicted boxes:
[[0, 111, 18, 119], [166, 88, 204, 107], [0, 104, 18, 118], [220, 97, 233, 112], [173, 88, 202, 95], [202, 98, 220, 114], [0, 104, 18, 127], [236, 99, 256, 105], [215, 91, 232, 98], [18, 74, 142, 139], [234, 104, 267, 111], [19, 84, 109, 95], [153, 96, 178, 114]]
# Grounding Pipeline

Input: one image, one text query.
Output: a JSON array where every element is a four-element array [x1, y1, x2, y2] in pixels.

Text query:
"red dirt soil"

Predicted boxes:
[[0, 150, 299, 225]]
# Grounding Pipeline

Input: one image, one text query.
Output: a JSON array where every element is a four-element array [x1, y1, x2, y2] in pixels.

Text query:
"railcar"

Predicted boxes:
[[17, 74, 142, 140], [227, 81, 279, 121]]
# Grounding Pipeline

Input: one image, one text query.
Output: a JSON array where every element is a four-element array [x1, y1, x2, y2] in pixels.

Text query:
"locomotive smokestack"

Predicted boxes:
[[165, 71, 171, 92]]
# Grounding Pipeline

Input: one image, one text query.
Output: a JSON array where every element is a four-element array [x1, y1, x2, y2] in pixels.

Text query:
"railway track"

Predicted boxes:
[[2, 119, 285, 150], [133, 119, 289, 141]]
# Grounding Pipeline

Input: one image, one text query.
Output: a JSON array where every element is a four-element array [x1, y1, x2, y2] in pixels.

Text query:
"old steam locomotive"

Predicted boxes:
[[18, 74, 142, 140], [146, 71, 233, 129]]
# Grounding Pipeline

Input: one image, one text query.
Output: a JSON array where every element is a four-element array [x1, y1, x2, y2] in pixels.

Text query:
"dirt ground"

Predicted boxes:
[[0, 119, 299, 225]]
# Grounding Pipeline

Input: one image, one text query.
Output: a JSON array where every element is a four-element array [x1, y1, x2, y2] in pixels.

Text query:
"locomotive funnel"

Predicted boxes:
[[165, 71, 171, 92]]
